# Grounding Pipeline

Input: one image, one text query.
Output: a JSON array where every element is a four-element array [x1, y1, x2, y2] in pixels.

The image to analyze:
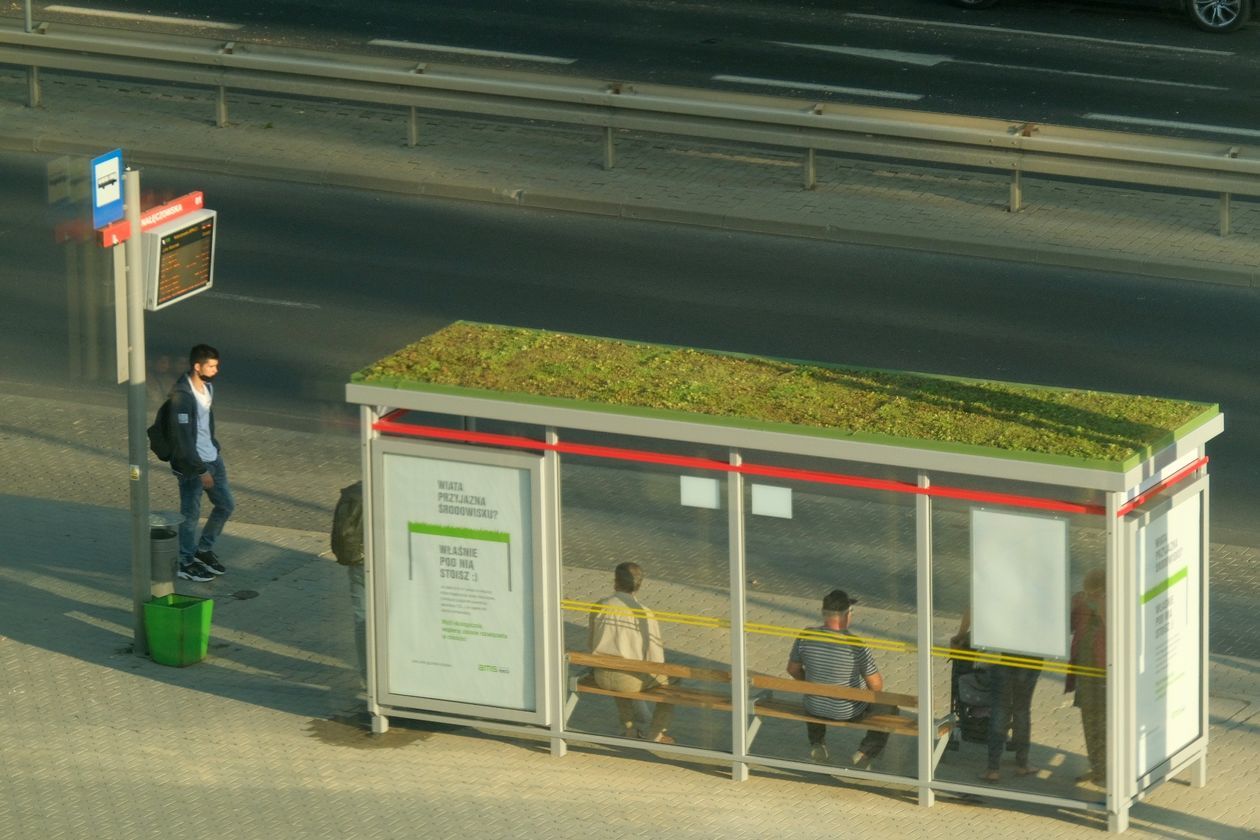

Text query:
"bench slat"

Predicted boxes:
[[753, 698, 917, 735], [569, 651, 731, 683], [749, 672, 917, 709], [575, 675, 733, 711]]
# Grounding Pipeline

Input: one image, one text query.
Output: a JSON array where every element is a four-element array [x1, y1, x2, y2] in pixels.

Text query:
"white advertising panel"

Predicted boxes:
[[970, 508, 1069, 658], [381, 452, 535, 711], [1135, 493, 1202, 776]]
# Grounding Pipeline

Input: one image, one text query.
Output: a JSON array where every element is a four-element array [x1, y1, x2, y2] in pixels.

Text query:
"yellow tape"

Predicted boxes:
[[563, 600, 1106, 679]]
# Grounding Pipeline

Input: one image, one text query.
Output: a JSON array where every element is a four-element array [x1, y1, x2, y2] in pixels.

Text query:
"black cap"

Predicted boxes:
[[822, 589, 858, 612]]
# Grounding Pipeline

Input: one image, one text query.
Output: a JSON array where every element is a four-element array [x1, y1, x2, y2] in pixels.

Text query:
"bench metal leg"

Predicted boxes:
[[563, 688, 579, 724], [745, 716, 762, 750]]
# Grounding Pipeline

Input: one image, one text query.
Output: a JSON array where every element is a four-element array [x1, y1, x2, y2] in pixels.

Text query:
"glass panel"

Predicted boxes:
[[743, 471, 918, 781], [932, 488, 1108, 804], [559, 444, 731, 753]]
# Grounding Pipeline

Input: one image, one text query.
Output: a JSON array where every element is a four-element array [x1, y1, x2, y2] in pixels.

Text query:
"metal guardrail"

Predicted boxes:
[[2, 19, 1257, 235]]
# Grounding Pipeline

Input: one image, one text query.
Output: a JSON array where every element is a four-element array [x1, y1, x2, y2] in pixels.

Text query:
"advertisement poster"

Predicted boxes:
[[970, 508, 1069, 658], [1135, 494, 1201, 776], [381, 452, 534, 711]]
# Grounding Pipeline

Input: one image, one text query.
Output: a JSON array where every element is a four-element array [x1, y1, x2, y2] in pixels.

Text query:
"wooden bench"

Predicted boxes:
[[564, 652, 950, 764], [564, 651, 734, 723], [746, 672, 953, 763]]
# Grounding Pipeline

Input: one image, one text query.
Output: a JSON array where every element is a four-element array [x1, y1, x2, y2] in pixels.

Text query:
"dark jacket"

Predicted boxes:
[[168, 373, 221, 476]]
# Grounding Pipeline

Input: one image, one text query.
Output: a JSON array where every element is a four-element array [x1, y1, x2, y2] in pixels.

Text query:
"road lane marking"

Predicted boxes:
[[843, 13, 1233, 56], [44, 5, 242, 29], [773, 42, 950, 66], [1083, 113, 1260, 138], [368, 40, 576, 64], [711, 74, 922, 101], [775, 43, 1227, 91], [205, 292, 320, 310]]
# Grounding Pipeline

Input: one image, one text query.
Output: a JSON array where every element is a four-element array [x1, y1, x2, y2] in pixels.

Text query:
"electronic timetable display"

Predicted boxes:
[[142, 209, 217, 311]]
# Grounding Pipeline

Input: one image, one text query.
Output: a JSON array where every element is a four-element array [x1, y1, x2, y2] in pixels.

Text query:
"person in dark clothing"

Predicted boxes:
[[168, 344, 235, 582]]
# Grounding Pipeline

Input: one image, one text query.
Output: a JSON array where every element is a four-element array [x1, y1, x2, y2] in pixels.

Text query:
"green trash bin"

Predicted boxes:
[[144, 594, 213, 666]]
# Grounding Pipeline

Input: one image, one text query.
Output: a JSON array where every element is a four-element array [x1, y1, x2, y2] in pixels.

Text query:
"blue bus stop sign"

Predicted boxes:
[[90, 149, 124, 230]]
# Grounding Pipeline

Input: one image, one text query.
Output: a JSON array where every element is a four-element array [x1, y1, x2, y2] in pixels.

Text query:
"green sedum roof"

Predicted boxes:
[[352, 322, 1218, 471]]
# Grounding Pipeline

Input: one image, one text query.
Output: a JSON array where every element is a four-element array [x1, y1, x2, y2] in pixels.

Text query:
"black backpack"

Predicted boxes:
[[331, 481, 364, 565], [147, 398, 174, 462]]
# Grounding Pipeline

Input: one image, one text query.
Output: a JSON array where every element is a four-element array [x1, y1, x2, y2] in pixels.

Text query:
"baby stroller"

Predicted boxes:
[[948, 649, 992, 749]]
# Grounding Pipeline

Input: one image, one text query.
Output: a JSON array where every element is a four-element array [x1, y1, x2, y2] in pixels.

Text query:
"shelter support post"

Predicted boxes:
[[728, 449, 750, 782], [545, 428, 568, 759], [408, 106, 419, 148], [1193, 468, 1211, 788], [362, 404, 386, 733], [1009, 168, 1023, 213], [216, 86, 229, 128], [1106, 491, 1130, 834], [915, 472, 935, 807], [1219, 193, 1231, 237], [803, 148, 816, 190]]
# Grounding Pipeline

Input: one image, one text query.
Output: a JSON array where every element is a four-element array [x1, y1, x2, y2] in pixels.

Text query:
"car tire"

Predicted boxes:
[[951, 0, 1001, 7], [1187, 0, 1251, 31]]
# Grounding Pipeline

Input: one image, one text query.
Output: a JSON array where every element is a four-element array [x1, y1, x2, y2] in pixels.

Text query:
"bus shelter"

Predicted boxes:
[[346, 323, 1222, 833]]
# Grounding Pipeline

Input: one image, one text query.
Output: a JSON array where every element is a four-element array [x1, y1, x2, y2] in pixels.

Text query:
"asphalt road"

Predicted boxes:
[[0, 150, 1256, 549], [4, 0, 1258, 139]]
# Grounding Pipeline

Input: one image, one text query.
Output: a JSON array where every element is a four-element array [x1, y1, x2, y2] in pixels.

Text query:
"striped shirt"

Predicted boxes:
[[789, 626, 878, 720]]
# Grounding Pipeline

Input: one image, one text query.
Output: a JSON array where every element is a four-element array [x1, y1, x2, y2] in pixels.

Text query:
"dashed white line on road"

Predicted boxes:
[[843, 13, 1233, 56], [712, 74, 922, 101], [773, 43, 950, 67], [774, 43, 1228, 91], [44, 5, 242, 29], [1083, 113, 1260, 138], [205, 292, 320, 310], [368, 40, 576, 64]]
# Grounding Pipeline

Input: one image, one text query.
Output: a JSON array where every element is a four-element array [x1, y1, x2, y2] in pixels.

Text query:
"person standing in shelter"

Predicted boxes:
[[1067, 569, 1107, 788], [952, 607, 1042, 781], [588, 562, 675, 745], [787, 588, 896, 768], [330, 480, 367, 685], [168, 344, 235, 582]]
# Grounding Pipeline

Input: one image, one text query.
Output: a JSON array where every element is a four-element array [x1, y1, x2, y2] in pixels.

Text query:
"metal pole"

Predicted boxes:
[[24, 0, 32, 32], [727, 449, 748, 782], [123, 169, 151, 656], [915, 472, 935, 807]]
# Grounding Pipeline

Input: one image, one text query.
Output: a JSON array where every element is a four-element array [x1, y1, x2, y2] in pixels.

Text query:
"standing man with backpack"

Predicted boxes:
[[167, 344, 234, 582], [330, 480, 367, 685]]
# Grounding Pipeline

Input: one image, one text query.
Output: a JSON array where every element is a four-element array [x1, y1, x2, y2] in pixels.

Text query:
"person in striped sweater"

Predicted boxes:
[[787, 588, 898, 768]]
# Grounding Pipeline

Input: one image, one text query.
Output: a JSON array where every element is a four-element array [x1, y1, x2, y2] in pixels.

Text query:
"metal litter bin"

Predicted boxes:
[[150, 525, 178, 596]]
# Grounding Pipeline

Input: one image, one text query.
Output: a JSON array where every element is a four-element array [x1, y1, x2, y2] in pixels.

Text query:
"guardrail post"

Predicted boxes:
[[602, 127, 615, 170], [407, 106, 419, 148], [803, 148, 816, 191], [1219, 193, 1231, 237], [27, 67, 40, 108], [1009, 168, 1022, 213], [215, 86, 229, 128]]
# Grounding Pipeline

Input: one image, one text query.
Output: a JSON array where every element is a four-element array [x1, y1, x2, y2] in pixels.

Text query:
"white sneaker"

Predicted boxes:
[[810, 744, 830, 763]]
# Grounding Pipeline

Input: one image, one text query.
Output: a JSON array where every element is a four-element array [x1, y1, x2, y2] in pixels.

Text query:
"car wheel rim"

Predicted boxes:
[[1193, 0, 1241, 27]]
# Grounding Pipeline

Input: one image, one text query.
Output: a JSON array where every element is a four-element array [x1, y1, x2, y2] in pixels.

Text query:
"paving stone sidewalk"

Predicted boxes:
[[1, 389, 1257, 840], [1, 66, 1258, 289]]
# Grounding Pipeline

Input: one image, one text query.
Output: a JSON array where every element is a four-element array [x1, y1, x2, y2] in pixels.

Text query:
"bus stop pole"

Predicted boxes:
[[124, 169, 151, 655]]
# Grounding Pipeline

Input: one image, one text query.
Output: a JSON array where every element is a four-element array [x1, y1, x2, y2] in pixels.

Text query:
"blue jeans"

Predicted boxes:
[[177, 456, 235, 561], [987, 664, 1041, 770]]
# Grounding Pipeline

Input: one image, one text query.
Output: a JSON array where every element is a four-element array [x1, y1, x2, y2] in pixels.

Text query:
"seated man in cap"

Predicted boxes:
[[787, 588, 897, 767]]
